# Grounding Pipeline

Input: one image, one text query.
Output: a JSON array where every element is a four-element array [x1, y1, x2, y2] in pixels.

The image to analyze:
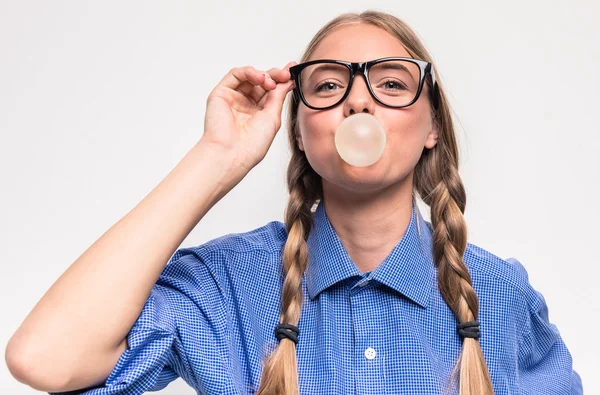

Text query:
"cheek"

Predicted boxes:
[[297, 109, 337, 157], [385, 108, 431, 151], [381, 109, 433, 167]]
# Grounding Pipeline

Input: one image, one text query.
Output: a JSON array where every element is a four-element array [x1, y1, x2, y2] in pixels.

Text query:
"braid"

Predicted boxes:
[[430, 169, 476, 319], [412, 68, 494, 394], [416, 106, 494, 394], [255, 143, 321, 395], [431, 177, 493, 394]]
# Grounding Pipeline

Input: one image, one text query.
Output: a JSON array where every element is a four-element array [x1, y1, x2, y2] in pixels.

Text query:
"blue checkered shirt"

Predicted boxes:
[[50, 199, 583, 394]]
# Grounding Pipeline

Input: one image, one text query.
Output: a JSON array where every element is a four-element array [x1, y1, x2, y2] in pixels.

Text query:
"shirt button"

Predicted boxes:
[[358, 280, 370, 287], [364, 347, 377, 360]]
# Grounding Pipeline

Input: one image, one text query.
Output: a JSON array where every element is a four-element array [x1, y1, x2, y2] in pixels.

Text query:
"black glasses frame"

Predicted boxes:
[[289, 57, 439, 110]]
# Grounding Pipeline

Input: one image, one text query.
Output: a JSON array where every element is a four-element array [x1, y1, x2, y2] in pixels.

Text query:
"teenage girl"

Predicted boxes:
[[7, 9, 582, 395]]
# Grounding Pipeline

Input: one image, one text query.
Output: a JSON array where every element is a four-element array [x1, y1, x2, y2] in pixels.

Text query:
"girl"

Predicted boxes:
[[8, 10, 582, 395]]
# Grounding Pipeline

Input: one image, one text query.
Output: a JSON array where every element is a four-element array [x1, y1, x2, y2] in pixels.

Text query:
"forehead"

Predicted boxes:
[[309, 23, 412, 62]]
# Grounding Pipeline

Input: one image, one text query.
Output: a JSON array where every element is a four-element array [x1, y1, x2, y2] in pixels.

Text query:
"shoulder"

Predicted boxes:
[[464, 243, 547, 329], [150, 220, 288, 319], [461, 246, 579, 392], [462, 243, 563, 355], [463, 242, 542, 313], [191, 220, 287, 257], [164, 220, 287, 268], [160, 220, 288, 295]]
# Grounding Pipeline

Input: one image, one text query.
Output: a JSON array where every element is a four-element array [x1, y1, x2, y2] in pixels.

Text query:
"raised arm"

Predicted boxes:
[[5, 61, 296, 393]]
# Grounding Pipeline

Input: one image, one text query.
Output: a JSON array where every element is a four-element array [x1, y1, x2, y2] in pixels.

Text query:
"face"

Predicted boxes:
[[296, 23, 439, 198]]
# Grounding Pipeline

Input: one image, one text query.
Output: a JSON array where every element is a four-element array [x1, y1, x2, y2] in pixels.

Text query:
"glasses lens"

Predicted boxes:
[[369, 60, 421, 107], [298, 60, 422, 108], [299, 62, 350, 109]]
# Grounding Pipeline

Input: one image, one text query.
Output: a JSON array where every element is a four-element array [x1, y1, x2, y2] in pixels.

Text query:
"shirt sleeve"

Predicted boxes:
[[506, 257, 584, 395], [48, 248, 211, 395]]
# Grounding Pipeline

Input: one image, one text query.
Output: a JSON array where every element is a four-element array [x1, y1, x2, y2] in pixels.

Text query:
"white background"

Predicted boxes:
[[1, 0, 598, 393]]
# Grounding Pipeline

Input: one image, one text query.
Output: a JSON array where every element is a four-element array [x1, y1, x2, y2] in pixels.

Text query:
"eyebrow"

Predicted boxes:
[[312, 64, 347, 72], [305, 61, 413, 79], [374, 62, 411, 74], [304, 64, 348, 81]]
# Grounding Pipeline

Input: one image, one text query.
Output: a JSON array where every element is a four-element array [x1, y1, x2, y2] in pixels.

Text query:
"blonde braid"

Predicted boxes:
[[255, 142, 321, 395]]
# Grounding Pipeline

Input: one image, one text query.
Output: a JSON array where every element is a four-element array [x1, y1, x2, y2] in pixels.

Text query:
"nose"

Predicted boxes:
[[343, 72, 376, 116]]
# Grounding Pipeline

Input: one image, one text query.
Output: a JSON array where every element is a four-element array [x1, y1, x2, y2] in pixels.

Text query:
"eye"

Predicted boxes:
[[380, 79, 407, 91], [314, 80, 342, 92]]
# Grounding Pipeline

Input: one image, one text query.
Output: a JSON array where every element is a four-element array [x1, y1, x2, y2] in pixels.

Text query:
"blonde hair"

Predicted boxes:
[[255, 10, 494, 395]]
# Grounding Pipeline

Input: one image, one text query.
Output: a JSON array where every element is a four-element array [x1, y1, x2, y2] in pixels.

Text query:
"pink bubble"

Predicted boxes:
[[334, 113, 386, 167]]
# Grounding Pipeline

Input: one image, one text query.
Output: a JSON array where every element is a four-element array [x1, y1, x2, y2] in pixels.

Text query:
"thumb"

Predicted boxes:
[[263, 79, 295, 120]]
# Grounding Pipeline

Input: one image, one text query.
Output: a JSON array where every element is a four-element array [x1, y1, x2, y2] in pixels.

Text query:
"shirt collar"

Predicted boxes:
[[305, 197, 436, 308]]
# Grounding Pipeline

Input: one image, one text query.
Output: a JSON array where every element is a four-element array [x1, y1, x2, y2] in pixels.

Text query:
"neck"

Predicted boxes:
[[321, 173, 415, 274]]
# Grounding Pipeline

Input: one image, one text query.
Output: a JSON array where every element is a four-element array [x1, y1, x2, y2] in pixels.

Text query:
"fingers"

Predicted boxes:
[[243, 64, 293, 100], [239, 71, 277, 103], [266, 62, 294, 83], [262, 68, 297, 120], [230, 62, 295, 89], [219, 65, 283, 97], [225, 62, 296, 105], [250, 62, 296, 104], [213, 62, 297, 113], [219, 66, 263, 91]]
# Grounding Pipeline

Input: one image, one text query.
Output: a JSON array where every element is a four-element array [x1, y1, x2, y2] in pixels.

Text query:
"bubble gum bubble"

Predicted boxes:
[[334, 113, 386, 167]]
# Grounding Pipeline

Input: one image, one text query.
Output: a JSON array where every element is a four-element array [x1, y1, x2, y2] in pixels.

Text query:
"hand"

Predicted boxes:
[[201, 61, 297, 173]]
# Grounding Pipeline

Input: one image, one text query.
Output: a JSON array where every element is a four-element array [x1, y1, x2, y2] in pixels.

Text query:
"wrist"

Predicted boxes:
[[191, 140, 250, 190]]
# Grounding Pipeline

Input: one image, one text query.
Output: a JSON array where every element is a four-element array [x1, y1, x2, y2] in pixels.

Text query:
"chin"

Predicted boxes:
[[323, 164, 391, 193]]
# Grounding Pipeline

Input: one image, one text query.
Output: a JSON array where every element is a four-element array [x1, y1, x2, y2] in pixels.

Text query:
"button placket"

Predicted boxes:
[[350, 282, 383, 394]]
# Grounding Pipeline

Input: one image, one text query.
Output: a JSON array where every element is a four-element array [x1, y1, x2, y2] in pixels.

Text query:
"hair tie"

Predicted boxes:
[[457, 320, 481, 340], [275, 323, 300, 344]]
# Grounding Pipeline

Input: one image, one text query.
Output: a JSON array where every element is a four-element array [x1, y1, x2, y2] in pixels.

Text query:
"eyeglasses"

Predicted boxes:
[[289, 57, 438, 110]]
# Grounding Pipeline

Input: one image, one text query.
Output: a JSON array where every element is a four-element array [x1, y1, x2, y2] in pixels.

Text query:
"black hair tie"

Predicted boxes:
[[457, 320, 481, 340], [275, 323, 300, 344]]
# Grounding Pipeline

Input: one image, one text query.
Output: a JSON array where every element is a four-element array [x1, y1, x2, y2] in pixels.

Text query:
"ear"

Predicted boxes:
[[424, 122, 439, 149], [296, 128, 305, 151]]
